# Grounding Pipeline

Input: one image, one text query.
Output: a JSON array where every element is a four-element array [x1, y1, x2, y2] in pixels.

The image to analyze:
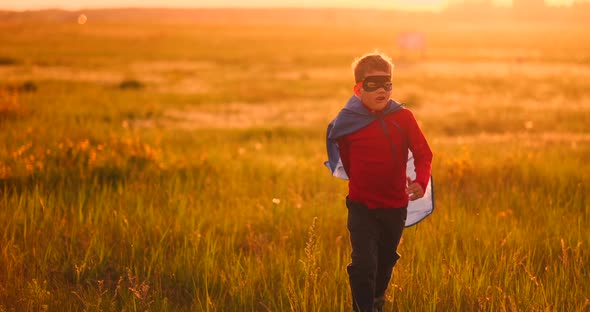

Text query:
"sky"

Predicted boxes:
[[0, 0, 576, 12]]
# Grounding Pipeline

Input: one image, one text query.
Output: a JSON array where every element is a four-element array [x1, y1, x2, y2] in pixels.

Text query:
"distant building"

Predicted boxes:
[[448, 0, 493, 10], [513, 0, 546, 11], [445, 0, 494, 16], [573, 0, 590, 7], [572, 0, 590, 17]]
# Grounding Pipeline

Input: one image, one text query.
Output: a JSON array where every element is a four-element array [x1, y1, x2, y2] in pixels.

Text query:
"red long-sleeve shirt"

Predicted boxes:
[[337, 108, 432, 209]]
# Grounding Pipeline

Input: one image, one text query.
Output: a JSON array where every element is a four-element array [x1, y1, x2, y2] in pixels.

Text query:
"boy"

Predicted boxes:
[[325, 52, 433, 312]]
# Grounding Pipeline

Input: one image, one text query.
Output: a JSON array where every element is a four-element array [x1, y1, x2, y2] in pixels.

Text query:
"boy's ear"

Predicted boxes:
[[353, 84, 361, 96]]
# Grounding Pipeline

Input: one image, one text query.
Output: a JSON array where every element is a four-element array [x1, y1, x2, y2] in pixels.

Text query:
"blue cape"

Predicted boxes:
[[325, 95, 434, 227]]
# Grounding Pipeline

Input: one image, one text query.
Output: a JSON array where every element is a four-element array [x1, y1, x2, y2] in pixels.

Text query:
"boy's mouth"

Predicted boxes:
[[376, 95, 386, 101]]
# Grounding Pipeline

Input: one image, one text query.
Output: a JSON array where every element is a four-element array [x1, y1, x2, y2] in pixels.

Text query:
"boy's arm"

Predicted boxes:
[[406, 112, 433, 192], [337, 137, 351, 176]]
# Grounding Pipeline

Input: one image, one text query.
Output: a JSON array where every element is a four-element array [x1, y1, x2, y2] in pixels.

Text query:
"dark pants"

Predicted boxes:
[[346, 197, 407, 312]]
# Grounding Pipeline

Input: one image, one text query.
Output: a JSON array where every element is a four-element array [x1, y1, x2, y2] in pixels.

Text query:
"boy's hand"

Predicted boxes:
[[406, 177, 424, 201]]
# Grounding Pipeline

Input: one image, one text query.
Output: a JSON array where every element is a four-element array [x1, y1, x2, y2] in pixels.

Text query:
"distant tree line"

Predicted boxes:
[[445, 0, 590, 19]]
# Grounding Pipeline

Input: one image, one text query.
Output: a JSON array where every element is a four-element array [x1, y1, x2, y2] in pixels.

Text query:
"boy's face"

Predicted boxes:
[[355, 70, 392, 112]]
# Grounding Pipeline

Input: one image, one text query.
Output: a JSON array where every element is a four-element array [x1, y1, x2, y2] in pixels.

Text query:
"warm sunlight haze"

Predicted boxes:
[[0, 0, 578, 11]]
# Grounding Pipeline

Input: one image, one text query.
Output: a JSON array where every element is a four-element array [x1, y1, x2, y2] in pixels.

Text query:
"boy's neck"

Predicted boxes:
[[361, 101, 385, 115]]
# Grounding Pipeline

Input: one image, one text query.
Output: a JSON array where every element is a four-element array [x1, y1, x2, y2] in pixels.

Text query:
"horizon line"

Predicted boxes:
[[3, 1, 583, 13], [1, 3, 583, 13]]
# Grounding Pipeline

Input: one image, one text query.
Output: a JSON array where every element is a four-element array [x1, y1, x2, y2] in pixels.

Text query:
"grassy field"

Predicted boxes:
[[1, 8, 589, 311]]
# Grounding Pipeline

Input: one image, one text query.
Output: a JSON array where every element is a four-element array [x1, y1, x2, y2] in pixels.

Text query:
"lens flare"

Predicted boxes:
[[77, 14, 87, 25]]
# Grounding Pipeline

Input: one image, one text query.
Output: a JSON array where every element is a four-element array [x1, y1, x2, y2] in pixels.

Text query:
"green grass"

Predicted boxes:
[[1, 8, 589, 311]]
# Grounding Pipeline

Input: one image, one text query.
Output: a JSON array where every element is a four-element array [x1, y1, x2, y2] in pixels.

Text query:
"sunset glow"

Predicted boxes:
[[0, 0, 576, 11]]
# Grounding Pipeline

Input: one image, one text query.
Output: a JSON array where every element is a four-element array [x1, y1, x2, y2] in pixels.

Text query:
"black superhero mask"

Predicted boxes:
[[360, 75, 393, 92]]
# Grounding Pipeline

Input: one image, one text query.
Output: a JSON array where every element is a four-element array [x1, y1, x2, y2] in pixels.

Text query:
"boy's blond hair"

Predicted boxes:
[[351, 52, 394, 83]]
